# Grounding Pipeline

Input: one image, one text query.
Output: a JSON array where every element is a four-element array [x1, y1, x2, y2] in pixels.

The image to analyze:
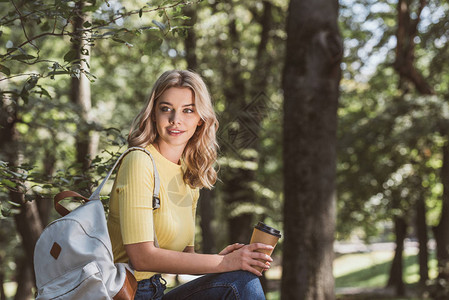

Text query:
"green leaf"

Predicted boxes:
[[83, 5, 98, 12], [34, 85, 51, 98], [63, 49, 77, 62], [1, 179, 16, 188], [48, 70, 71, 77], [152, 20, 166, 31], [7, 201, 21, 207], [10, 54, 36, 61], [0, 64, 10, 76], [139, 8, 143, 18], [20, 90, 29, 103], [83, 21, 92, 28], [23, 76, 38, 92], [112, 37, 126, 43], [146, 38, 163, 53], [41, 21, 50, 31], [174, 16, 191, 20]]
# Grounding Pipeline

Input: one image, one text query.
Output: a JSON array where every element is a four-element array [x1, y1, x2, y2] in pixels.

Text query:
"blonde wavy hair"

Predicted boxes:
[[128, 70, 219, 189]]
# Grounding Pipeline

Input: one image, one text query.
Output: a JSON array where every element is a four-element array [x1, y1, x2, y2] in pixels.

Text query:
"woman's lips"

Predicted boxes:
[[168, 129, 185, 136]]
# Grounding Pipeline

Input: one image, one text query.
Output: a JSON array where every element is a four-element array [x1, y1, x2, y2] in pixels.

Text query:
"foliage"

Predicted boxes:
[[337, 0, 449, 242]]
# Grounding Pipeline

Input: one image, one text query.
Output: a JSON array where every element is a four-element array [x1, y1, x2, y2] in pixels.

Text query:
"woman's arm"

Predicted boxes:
[[183, 245, 195, 253], [125, 242, 273, 276]]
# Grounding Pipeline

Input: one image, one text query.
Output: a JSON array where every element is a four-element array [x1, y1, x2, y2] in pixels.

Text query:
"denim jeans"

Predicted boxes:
[[135, 274, 167, 300], [135, 271, 265, 300]]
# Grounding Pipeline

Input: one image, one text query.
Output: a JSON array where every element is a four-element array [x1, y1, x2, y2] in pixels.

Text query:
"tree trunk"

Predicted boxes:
[[1, 91, 43, 300], [394, 0, 433, 95], [221, 0, 276, 245], [416, 192, 429, 286], [183, 5, 198, 71], [387, 216, 407, 296], [199, 189, 216, 254], [221, 10, 254, 245], [36, 147, 56, 226], [433, 141, 449, 280], [70, 0, 98, 181], [13, 256, 33, 300], [0, 258, 6, 300], [281, 0, 342, 299]]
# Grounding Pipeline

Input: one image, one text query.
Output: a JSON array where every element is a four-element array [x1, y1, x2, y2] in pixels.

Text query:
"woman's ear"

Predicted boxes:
[[198, 119, 204, 126]]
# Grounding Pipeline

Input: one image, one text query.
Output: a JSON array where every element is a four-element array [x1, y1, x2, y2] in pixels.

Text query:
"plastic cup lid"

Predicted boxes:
[[255, 222, 281, 238]]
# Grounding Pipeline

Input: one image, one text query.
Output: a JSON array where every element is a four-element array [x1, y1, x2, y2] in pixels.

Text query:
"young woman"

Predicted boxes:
[[107, 70, 272, 299]]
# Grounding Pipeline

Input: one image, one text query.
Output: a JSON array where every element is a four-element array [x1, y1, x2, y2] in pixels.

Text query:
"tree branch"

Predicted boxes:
[[1, 0, 199, 60], [10, 0, 38, 51]]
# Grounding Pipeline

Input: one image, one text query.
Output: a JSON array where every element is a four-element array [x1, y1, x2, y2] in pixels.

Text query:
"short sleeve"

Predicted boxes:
[[116, 151, 155, 245]]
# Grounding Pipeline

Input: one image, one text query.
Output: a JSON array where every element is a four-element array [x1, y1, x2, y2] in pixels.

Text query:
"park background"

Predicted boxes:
[[1, 0, 449, 299]]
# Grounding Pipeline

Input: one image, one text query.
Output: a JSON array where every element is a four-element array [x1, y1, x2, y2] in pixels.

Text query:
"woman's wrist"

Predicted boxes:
[[215, 253, 229, 273]]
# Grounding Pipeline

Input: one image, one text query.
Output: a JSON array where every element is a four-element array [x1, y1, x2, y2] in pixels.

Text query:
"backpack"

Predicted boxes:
[[34, 147, 160, 299]]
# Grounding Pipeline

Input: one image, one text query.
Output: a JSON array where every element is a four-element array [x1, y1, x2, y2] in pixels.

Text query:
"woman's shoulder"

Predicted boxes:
[[120, 148, 155, 170]]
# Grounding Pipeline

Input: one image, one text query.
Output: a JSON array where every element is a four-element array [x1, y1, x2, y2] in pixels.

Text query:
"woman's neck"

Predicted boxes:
[[153, 141, 184, 164]]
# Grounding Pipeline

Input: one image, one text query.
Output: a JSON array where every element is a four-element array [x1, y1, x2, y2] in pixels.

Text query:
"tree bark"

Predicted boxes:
[[70, 0, 98, 180], [183, 5, 198, 71], [221, 8, 254, 245], [221, 0, 276, 245], [416, 192, 429, 286], [13, 256, 34, 300], [433, 141, 449, 280], [199, 189, 216, 254], [0, 256, 6, 300], [1, 92, 44, 300], [395, 0, 433, 95], [281, 0, 342, 299], [387, 216, 407, 296]]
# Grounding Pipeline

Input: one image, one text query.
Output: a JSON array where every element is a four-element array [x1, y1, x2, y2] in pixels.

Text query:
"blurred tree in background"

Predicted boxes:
[[338, 0, 449, 298]]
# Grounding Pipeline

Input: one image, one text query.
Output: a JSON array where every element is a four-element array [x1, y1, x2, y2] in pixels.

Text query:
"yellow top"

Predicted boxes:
[[107, 144, 199, 281]]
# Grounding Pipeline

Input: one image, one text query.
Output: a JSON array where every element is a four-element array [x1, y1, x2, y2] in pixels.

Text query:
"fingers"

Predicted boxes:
[[242, 247, 273, 276], [245, 260, 271, 276], [251, 251, 273, 263], [219, 243, 245, 255], [221, 243, 275, 276], [248, 242, 274, 252]]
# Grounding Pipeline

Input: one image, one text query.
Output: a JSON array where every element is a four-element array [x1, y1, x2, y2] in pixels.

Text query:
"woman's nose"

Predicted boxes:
[[169, 112, 181, 124]]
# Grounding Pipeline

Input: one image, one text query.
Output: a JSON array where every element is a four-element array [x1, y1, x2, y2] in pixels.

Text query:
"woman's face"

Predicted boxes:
[[153, 87, 203, 151]]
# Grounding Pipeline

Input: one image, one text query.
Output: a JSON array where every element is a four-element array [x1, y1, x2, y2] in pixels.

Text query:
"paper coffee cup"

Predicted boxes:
[[249, 222, 281, 272]]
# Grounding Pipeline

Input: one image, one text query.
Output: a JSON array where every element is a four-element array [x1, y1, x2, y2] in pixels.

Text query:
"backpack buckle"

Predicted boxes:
[[153, 196, 160, 209]]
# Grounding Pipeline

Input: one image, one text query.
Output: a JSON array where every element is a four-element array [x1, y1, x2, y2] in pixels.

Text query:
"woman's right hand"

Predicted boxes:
[[220, 243, 273, 276]]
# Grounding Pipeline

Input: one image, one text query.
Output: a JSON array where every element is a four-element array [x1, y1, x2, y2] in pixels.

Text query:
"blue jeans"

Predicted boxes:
[[135, 274, 167, 300], [134, 271, 265, 300]]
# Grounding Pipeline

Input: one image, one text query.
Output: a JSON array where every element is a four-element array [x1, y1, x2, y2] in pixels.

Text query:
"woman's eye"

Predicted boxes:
[[161, 106, 172, 112], [184, 108, 194, 113]]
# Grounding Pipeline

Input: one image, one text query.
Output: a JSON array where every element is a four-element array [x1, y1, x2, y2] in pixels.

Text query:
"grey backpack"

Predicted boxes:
[[34, 147, 160, 299]]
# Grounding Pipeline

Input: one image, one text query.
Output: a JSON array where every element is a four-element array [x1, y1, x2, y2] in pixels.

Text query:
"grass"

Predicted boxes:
[[335, 250, 437, 289], [264, 249, 438, 300], [2, 250, 438, 300]]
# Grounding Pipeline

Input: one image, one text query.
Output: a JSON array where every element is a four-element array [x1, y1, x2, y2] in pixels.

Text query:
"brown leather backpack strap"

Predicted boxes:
[[112, 268, 137, 300], [54, 191, 90, 217]]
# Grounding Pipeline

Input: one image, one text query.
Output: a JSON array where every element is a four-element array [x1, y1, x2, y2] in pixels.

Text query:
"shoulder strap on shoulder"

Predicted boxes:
[[89, 147, 160, 209]]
